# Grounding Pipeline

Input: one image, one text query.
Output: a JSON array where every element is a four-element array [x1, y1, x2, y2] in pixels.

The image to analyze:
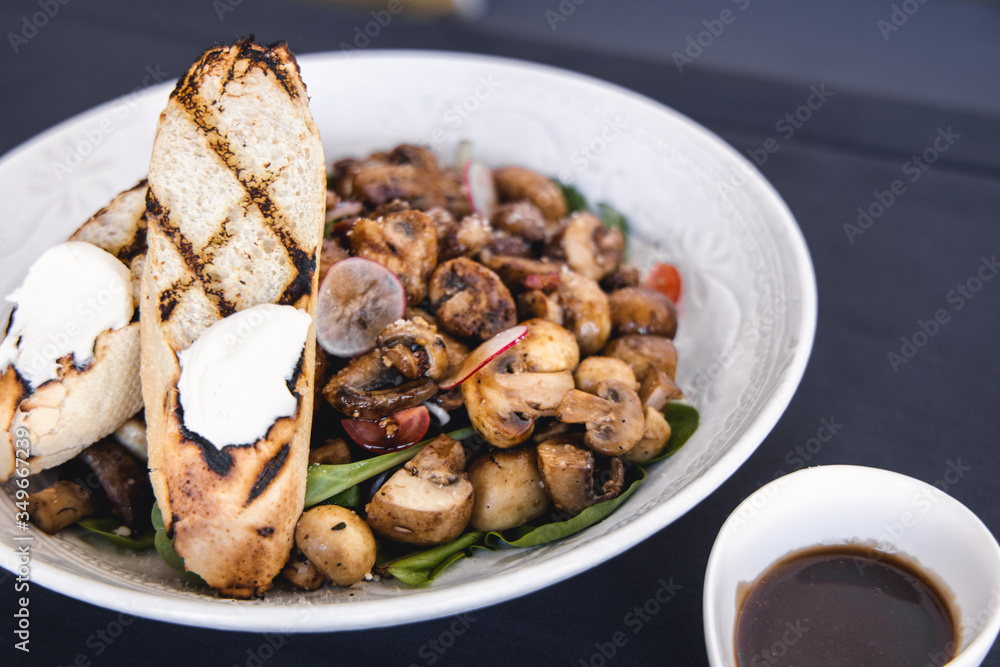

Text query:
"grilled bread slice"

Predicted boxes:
[[0, 182, 148, 481], [140, 40, 325, 598]]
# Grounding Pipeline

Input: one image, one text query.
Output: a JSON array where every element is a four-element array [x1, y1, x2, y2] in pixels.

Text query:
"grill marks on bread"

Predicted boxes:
[[146, 39, 317, 335]]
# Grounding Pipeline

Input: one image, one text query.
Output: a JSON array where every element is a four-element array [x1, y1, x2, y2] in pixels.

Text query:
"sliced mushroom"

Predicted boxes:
[[625, 406, 673, 464], [574, 356, 638, 394], [329, 158, 361, 200], [551, 212, 624, 281], [531, 418, 573, 444], [377, 317, 451, 381], [437, 213, 492, 261], [349, 210, 438, 303], [536, 435, 625, 515], [468, 448, 549, 531], [405, 433, 467, 478], [481, 254, 563, 293], [352, 145, 447, 211], [296, 505, 376, 586], [428, 257, 517, 340], [602, 334, 678, 382], [493, 167, 567, 223], [27, 480, 95, 534], [323, 347, 438, 420], [309, 438, 352, 465], [639, 368, 684, 412], [479, 230, 534, 259], [405, 307, 469, 372], [429, 387, 465, 413], [366, 434, 474, 545], [491, 200, 549, 242], [462, 319, 579, 448], [440, 167, 474, 220], [555, 379, 644, 456], [557, 268, 612, 356], [77, 439, 153, 531], [517, 290, 564, 325], [281, 548, 327, 591], [609, 286, 678, 338]]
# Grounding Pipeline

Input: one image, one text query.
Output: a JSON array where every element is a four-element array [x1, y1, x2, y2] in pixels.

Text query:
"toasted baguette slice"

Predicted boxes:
[[141, 40, 325, 598], [0, 182, 148, 481]]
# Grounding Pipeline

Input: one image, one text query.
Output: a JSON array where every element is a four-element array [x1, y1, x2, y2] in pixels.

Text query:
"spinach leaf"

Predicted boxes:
[[323, 484, 361, 510], [380, 530, 485, 586], [151, 503, 206, 584], [77, 517, 154, 550], [304, 427, 476, 507], [557, 182, 590, 214], [646, 403, 700, 463]]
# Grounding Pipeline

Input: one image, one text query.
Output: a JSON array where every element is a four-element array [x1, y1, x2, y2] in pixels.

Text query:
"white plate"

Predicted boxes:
[[0, 50, 816, 631]]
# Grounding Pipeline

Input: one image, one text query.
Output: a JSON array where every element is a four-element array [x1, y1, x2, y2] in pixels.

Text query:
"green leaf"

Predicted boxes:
[[304, 427, 476, 507], [646, 403, 700, 463], [381, 531, 485, 586], [597, 202, 628, 235], [597, 202, 629, 261], [77, 517, 154, 550], [487, 466, 647, 548], [557, 182, 589, 213], [324, 485, 361, 510], [151, 503, 206, 584]]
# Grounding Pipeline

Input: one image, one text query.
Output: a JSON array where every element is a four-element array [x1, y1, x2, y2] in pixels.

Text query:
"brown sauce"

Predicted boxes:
[[736, 545, 957, 666]]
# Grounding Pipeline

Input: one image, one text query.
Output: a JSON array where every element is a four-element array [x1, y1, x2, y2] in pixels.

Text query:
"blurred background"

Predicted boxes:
[[2, 1, 999, 665]]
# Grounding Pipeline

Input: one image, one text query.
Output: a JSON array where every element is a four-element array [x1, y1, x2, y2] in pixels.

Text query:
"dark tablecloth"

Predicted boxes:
[[2, 1, 998, 665]]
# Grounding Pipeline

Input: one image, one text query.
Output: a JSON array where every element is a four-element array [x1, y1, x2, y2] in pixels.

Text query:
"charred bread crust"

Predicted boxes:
[[141, 39, 324, 598]]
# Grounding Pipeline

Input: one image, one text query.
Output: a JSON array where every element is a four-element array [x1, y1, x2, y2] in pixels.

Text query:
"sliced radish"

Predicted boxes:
[[464, 160, 496, 219], [438, 324, 529, 390], [317, 257, 406, 357], [455, 140, 473, 169]]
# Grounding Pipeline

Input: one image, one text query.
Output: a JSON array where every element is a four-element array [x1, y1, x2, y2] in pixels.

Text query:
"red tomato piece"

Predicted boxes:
[[342, 406, 430, 454], [645, 263, 682, 303]]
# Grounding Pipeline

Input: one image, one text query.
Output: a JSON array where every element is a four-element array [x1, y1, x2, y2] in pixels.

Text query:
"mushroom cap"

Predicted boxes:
[[601, 334, 678, 382], [554, 212, 624, 281], [429, 257, 517, 341], [624, 406, 673, 464], [608, 287, 678, 339], [557, 268, 612, 356], [493, 166, 567, 223]]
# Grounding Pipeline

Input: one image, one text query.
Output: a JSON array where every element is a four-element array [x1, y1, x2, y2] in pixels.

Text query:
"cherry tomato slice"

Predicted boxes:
[[342, 406, 430, 454], [645, 263, 682, 303]]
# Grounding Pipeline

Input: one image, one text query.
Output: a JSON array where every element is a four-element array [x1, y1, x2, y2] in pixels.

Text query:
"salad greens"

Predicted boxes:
[[77, 517, 155, 550], [304, 427, 476, 507], [151, 503, 206, 584]]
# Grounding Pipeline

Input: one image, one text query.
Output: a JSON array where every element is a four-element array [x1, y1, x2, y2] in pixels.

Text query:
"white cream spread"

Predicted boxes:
[[0, 242, 133, 389], [177, 304, 311, 449]]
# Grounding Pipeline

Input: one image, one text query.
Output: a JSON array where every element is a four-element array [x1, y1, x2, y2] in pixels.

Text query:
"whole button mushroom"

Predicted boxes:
[[429, 257, 517, 341], [608, 287, 678, 339], [492, 166, 567, 224], [295, 505, 376, 586], [462, 319, 579, 449], [468, 448, 550, 531], [349, 210, 439, 304]]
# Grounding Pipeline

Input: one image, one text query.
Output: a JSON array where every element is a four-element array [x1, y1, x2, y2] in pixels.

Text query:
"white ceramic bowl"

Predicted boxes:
[[0, 50, 816, 631], [704, 465, 1000, 666]]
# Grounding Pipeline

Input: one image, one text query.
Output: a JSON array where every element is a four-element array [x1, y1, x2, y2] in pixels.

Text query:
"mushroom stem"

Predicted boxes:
[[27, 481, 95, 534]]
